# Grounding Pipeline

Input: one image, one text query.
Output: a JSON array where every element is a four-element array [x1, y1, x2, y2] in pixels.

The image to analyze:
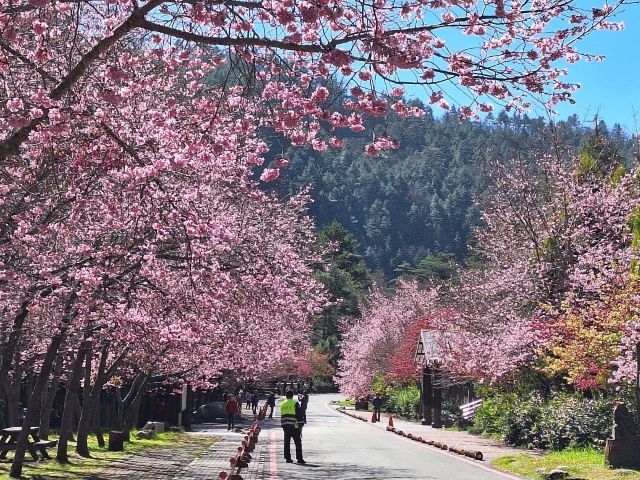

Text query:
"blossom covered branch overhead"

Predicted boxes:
[[0, 0, 628, 160]]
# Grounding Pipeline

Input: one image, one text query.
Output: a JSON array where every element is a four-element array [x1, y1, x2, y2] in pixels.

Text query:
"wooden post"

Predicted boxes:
[[184, 382, 193, 431], [432, 364, 442, 429], [108, 431, 124, 451], [421, 366, 433, 425]]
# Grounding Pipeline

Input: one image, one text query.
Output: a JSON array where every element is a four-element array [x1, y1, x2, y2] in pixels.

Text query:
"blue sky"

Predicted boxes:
[[532, 4, 640, 132], [397, 4, 640, 132]]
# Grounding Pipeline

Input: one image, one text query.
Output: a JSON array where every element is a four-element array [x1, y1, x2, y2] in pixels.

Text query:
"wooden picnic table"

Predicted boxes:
[[0, 426, 57, 461]]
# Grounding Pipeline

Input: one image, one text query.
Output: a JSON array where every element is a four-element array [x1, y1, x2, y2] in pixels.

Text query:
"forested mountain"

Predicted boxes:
[[275, 107, 637, 278]]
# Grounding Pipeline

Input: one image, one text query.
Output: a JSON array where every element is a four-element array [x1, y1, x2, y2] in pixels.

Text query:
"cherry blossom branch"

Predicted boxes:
[[0, 0, 164, 161]]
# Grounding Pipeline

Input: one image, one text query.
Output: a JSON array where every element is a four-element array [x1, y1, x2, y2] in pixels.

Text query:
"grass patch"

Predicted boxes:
[[0, 431, 216, 480], [493, 447, 640, 480]]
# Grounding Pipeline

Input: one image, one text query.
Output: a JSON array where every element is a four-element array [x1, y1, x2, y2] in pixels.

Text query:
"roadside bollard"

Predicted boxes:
[[464, 450, 483, 460]]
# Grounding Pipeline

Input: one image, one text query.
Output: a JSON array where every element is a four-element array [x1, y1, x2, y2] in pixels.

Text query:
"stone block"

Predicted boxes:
[[605, 437, 640, 469]]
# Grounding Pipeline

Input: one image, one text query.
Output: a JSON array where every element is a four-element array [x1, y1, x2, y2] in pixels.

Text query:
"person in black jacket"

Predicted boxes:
[[266, 392, 276, 418], [298, 390, 309, 423], [372, 393, 382, 422]]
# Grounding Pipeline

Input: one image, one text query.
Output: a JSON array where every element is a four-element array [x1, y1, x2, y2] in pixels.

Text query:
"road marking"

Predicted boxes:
[[269, 430, 278, 479]]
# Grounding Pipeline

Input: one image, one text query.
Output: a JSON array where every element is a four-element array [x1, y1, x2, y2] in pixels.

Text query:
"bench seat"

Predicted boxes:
[[34, 440, 57, 447]]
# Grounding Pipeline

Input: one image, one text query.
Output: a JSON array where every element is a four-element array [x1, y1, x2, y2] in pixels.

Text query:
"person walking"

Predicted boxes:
[[225, 394, 240, 431], [251, 391, 259, 415], [280, 390, 305, 464], [372, 393, 382, 422], [266, 392, 276, 418]]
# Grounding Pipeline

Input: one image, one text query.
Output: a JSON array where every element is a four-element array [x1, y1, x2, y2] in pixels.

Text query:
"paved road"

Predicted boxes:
[[256, 393, 524, 480]]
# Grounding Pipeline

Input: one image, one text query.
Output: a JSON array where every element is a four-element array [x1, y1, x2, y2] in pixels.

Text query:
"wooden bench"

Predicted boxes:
[[460, 399, 483, 421], [0, 427, 57, 461], [33, 440, 57, 459]]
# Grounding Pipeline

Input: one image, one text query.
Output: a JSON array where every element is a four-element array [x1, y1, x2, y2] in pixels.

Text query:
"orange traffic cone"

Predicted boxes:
[[371, 412, 377, 423], [388, 415, 394, 427]]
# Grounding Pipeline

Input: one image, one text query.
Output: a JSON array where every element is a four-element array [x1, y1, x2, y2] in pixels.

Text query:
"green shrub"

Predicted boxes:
[[386, 384, 421, 419], [470, 392, 518, 437], [536, 395, 611, 450], [471, 391, 613, 450], [442, 400, 466, 427], [502, 394, 543, 448]]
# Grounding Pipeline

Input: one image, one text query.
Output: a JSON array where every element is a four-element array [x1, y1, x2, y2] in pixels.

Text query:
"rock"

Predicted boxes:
[[543, 469, 569, 480], [193, 402, 247, 423], [143, 421, 166, 433]]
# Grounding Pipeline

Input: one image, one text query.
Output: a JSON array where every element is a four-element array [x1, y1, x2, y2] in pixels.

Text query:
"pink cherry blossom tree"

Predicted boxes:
[[456, 143, 640, 389], [336, 280, 439, 397], [0, 44, 326, 472]]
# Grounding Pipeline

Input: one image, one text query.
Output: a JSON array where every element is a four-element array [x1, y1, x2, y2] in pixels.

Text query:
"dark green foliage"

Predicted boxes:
[[502, 395, 545, 447], [275, 108, 636, 279], [312, 221, 372, 365], [536, 395, 611, 450], [576, 120, 628, 180], [395, 252, 458, 284], [442, 399, 464, 427]]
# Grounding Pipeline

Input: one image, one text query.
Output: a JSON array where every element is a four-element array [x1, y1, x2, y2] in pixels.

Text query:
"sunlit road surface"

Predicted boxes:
[[256, 393, 526, 480]]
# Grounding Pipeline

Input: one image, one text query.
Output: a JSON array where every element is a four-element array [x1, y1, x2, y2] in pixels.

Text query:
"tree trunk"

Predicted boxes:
[[124, 376, 148, 433], [0, 301, 29, 410], [10, 292, 75, 479], [23, 370, 35, 408], [5, 360, 22, 427], [76, 344, 128, 457], [39, 348, 65, 440], [56, 342, 89, 462], [115, 372, 147, 440], [93, 399, 104, 447], [9, 330, 67, 478]]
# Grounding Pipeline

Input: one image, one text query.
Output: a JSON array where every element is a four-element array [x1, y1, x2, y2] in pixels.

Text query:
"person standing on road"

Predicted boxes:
[[251, 391, 259, 415], [266, 392, 276, 418], [226, 394, 240, 431], [298, 390, 309, 424], [280, 390, 305, 464], [372, 393, 382, 422]]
